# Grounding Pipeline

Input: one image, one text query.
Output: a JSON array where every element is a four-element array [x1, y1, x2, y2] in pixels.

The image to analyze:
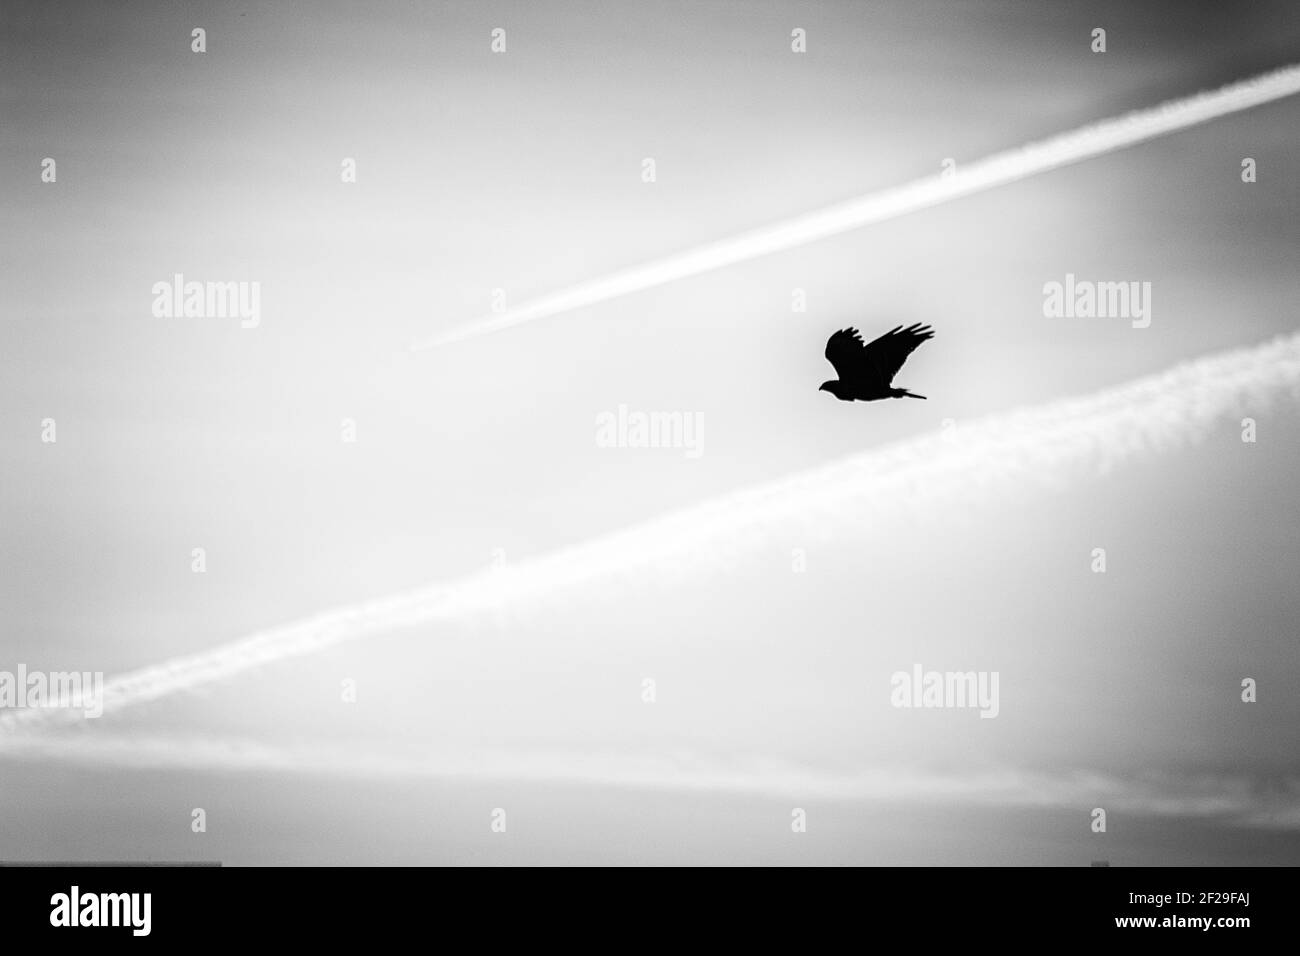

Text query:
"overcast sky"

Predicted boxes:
[[2, 0, 1298, 864]]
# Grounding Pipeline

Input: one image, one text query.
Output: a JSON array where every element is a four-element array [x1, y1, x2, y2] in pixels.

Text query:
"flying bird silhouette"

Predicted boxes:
[[820, 323, 934, 401]]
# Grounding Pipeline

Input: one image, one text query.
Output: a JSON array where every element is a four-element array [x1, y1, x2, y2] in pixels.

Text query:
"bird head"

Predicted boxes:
[[818, 381, 837, 395]]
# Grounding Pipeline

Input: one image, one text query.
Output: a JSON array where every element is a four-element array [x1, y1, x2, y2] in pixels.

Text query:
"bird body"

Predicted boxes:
[[820, 323, 934, 402]]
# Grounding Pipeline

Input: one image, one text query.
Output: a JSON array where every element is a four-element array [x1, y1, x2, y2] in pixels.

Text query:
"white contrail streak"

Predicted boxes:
[[411, 64, 1300, 350], [2, 732, 1298, 828], [4, 331, 1299, 731]]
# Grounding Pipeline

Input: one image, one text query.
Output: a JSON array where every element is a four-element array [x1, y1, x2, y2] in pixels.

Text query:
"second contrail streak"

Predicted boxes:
[[6, 330, 1300, 730], [411, 63, 1300, 350]]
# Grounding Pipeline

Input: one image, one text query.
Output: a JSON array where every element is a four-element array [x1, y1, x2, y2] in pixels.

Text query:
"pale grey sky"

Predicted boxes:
[[2, 0, 1298, 864]]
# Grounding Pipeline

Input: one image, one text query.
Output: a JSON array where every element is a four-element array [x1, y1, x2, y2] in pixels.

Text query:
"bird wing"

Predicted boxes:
[[861, 323, 934, 384], [824, 327, 869, 381]]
